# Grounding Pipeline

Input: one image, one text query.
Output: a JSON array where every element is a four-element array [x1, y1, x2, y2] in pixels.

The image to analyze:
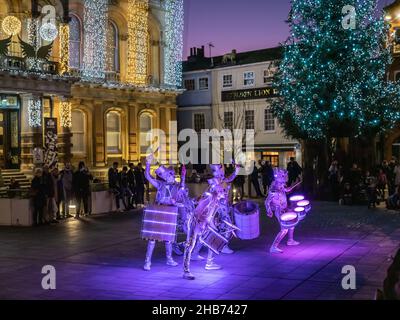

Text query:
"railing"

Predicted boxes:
[[0, 54, 59, 75]]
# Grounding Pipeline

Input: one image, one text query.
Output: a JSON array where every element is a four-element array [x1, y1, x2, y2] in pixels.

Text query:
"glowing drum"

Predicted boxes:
[[141, 205, 178, 242], [233, 201, 260, 240], [200, 226, 229, 255], [279, 211, 300, 229], [297, 200, 311, 213], [289, 195, 305, 205], [294, 206, 306, 221]]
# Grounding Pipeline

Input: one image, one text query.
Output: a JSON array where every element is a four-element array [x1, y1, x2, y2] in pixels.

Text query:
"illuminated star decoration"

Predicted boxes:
[[272, 0, 400, 140], [39, 22, 58, 42], [2, 16, 22, 36], [82, 0, 108, 81], [163, 0, 184, 87]]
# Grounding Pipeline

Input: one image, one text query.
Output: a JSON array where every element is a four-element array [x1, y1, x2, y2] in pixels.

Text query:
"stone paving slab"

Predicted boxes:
[[0, 201, 399, 300]]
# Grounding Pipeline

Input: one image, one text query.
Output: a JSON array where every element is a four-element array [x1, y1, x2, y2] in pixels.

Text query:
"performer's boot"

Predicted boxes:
[[205, 250, 222, 270], [270, 229, 288, 254], [287, 227, 300, 246], [144, 240, 155, 271], [165, 242, 178, 266]]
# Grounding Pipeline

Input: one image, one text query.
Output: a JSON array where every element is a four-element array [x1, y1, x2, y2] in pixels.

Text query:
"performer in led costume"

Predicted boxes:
[[183, 182, 228, 280], [208, 164, 241, 255], [143, 153, 187, 271], [265, 168, 301, 254]]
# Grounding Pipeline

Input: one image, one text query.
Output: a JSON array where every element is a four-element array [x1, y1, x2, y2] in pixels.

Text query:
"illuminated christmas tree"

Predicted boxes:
[[273, 0, 400, 140]]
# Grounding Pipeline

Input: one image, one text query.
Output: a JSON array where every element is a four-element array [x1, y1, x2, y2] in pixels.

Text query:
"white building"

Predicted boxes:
[[210, 47, 301, 167]]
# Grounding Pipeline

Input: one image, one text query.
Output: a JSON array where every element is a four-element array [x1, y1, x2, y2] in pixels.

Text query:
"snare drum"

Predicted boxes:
[[294, 206, 306, 221], [279, 211, 300, 229], [296, 200, 311, 213], [289, 195, 305, 205], [200, 226, 229, 255]]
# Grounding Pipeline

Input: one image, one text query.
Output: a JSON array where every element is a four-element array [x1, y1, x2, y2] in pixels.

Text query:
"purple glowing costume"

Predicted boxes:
[[143, 155, 187, 271], [265, 168, 300, 254]]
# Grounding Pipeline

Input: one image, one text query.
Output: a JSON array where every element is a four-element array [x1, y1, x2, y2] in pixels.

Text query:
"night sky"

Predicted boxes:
[[183, 0, 393, 60]]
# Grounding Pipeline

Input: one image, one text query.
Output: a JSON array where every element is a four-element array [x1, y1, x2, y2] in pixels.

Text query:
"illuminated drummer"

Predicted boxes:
[[265, 168, 301, 254], [143, 154, 187, 271], [183, 183, 227, 280], [208, 164, 241, 255]]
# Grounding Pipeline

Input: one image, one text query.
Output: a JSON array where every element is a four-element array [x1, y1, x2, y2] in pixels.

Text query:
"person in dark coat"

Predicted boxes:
[[260, 160, 274, 195], [250, 161, 263, 197], [134, 162, 146, 207], [127, 163, 136, 208], [31, 168, 47, 226], [287, 157, 303, 186], [73, 162, 92, 218]]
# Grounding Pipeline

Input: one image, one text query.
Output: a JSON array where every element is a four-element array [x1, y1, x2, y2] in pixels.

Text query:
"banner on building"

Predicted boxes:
[[44, 118, 58, 168]]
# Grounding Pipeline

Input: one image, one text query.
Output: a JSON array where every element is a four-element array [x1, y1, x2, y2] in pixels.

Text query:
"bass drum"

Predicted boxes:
[[233, 201, 260, 240]]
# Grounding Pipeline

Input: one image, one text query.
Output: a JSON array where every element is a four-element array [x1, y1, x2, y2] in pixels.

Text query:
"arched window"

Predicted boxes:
[[71, 110, 86, 154], [140, 113, 153, 156], [106, 21, 119, 72], [69, 14, 82, 69], [107, 111, 121, 154]]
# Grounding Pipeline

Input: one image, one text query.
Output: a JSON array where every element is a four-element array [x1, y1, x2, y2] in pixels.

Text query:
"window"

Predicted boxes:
[[245, 110, 255, 130], [244, 71, 255, 86], [395, 72, 400, 82], [69, 15, 82, 69], [223, 74, 233, 88], [140, 113, 153, 155], [264, 109, 275, 131], [194, 113, 205, 132], [184, 79, 195, 91], [263, 69, 274, 84], [224, 111, 233, 130], [71, 110, 86, 154], [199, 77, 209, 90], [106, 21, 119, 72], [106, 111, 121, 154]]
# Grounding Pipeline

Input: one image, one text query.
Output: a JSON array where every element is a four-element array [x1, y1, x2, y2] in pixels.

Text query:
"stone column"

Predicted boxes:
[[93, 101, 106, 167], [20, 94, 43, 173], [128, 103, 138, 162], [55, 97, 73, 165]]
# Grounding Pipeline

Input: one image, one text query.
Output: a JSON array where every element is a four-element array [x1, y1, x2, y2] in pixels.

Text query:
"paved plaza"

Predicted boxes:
[[0, 201, 399, 300]]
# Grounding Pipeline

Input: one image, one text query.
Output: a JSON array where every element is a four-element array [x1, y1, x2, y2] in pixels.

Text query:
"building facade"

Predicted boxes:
[[179, 46, 301, 168], [0, 0, 183, 174], [384, 0, 400, 161]]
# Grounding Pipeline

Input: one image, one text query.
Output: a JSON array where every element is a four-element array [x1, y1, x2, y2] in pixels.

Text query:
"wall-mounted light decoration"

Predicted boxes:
[[59, 23, 70, 74], [163, 0, 184, 87], [60, 100, 72, 128], [28, 98, 42, 128], [27, 18, 39, 50], [2, 16, 22, 36], [40, 22, 58, 42], [127, 0, 149, 85], [82, 0, 108, 81]]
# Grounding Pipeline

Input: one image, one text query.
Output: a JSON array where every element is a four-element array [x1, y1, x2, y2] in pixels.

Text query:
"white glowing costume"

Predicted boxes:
[[143, 157, 187, 271], [265, 168, 300, 254]]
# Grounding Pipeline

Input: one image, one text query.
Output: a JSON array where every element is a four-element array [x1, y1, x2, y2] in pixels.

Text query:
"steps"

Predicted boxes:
[[0, 169, 31, 198]]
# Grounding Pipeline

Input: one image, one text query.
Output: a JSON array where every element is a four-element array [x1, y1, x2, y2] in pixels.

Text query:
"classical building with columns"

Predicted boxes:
[[0, 0, 183, 175]]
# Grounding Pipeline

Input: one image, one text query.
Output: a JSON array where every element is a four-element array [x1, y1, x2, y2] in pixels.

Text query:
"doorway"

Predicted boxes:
[[0, 109, 20, 169]]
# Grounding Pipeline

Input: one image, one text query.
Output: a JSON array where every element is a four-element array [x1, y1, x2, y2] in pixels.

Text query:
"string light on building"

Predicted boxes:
[[27, 18, 39, 50], [28, 98, 42, 128], [2, 16, 22, 36], [59, 23, 70, 74], [163, 0, 184, 87], [39, 22, 58, 42], [60, 100, 72, 128], [82, 0, 108, 81], [127, 0, 149, 85]]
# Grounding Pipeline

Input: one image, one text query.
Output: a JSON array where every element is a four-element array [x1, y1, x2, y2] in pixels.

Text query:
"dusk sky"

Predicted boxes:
[[183, 0, 393, 60]]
